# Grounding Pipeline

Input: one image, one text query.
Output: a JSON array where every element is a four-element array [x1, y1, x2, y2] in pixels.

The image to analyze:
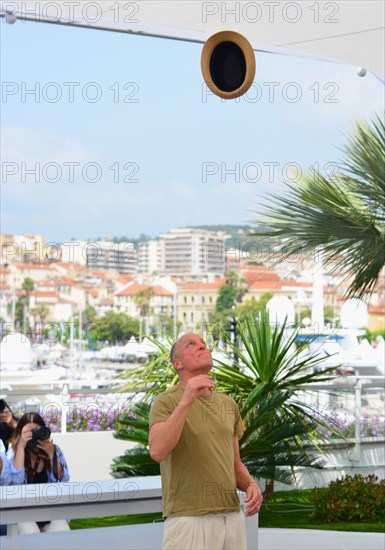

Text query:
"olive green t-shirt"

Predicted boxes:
[[149, 386, 244, 517]]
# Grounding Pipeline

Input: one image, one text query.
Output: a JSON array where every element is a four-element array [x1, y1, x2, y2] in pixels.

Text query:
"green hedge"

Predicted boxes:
[[311, 474, 385, 523]]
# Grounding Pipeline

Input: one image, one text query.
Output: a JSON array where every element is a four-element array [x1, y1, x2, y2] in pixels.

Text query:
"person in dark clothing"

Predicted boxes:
[[0, 400, 18, 451]]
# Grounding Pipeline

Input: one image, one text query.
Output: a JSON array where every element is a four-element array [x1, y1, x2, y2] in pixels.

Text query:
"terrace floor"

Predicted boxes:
[[259, 528, 384, 549], [2, 526, 384, 550]]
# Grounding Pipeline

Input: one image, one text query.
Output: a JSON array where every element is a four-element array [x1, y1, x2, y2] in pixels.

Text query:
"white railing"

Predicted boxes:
[[0, 477, 259, 549], [2, 377, 384, 443], [299, 377, 385, 461]]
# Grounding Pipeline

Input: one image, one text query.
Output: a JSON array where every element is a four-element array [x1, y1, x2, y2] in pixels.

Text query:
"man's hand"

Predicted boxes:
[[181, 375, 215, 405], [244, 483, 263, 517]]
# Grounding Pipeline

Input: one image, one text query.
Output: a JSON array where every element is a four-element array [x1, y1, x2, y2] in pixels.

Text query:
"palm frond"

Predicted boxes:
[[253, 113, 385, 298], [112, 314, 341, 491], [111, 447, 160, 478], [114, 402, 152, 444], [116, 338, 179, 399]]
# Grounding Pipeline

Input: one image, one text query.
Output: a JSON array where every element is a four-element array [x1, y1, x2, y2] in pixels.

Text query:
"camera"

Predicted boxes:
[[27, 426, 51, 448]]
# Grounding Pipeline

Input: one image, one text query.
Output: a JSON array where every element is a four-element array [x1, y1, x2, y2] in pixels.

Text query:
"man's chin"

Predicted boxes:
[[197, 363, 213, 371]]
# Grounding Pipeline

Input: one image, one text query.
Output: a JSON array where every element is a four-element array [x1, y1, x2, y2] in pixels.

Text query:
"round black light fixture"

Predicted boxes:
[[201, 31, 256, 100]]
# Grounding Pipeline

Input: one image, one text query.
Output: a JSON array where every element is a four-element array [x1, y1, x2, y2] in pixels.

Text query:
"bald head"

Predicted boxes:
[[170, 333, 197, 362], [170, 333, 213, 379]]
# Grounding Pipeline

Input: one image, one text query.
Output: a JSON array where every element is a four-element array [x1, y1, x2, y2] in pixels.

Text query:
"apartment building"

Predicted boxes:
[[1, 233, 45, 264], [177, 279, 225, 330], [158, 228, 228, 279], [115, 282, 174, 318], [83, 241, 138, 274], [138, 239, 164, 274]]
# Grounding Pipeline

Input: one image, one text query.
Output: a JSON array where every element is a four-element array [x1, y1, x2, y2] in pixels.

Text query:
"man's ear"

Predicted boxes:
[[172, 359, 182, 374]]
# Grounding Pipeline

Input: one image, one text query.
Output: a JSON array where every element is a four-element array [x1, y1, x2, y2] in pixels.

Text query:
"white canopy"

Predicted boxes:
[[122, 336, 140, 353], [1, 1, 384, 80], [0, 333, 33, 370], [136, 337, 159, 354]]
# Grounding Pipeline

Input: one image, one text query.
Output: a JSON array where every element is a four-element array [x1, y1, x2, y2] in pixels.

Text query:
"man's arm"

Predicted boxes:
[[149, 375, 215, 463], [233, 435, 263, 516], [149, 399, 192, 462]]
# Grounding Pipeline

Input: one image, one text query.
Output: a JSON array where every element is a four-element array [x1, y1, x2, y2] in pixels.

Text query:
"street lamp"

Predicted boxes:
[[226, 306, 239, 369], [5, 12, 17, 24]]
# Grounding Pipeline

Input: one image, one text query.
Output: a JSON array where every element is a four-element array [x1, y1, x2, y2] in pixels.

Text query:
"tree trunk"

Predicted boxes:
[[264, 478, 275, 500]]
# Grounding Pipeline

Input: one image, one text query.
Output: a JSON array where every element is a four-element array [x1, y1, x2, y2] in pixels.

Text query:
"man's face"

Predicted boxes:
[[172, 333, 213, 374]]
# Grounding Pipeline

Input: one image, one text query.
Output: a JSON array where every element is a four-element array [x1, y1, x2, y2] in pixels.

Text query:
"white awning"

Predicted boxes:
[[1, 1, 384, 80]]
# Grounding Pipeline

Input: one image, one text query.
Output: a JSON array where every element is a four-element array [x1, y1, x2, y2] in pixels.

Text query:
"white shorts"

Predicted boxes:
[[162, 510, 247, 550]]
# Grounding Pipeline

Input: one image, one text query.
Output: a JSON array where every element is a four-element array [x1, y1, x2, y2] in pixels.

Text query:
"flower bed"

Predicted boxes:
[[316, 411, 385, 439], [39, 400, 385, 437], [40, 397, 133, 432]]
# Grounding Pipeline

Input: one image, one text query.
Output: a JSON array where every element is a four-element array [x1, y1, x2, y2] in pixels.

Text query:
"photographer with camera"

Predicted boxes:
[[7, 412, 70, 534]]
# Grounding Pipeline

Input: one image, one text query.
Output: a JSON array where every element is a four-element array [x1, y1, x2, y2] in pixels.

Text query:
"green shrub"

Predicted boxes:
[[311, 474, 385, 523]]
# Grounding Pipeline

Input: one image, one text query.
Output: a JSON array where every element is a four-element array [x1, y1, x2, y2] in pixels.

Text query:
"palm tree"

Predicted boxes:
[[30, 304, 50, 341], [215, 271, 248, 317], [117, 337, 177, 397], [21, 277, 35, 330], [253, 114, 385, 298], [113, 313, 337, 497], [134, 287, 154, 339], [30, 304, 50, 324], [111, 402, 160, 477], [213, 312, 335, 497], [225, 271, 248, 303]]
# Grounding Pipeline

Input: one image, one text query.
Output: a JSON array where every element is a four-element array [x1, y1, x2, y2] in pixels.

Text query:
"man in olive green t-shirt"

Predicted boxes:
[[149, 333, 263, 550]]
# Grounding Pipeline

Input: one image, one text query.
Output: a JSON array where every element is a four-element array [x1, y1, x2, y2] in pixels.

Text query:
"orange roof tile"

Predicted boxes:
[[249, 281, 283, 290], [55, 277, 76, 286], [243, 271, 280, 286], [280, 280, 313, 288], [182, 278, 226, 291], [116, 284, 172, 297], [32, 291, 58, 297], [368, 304, 385, 314], [152, 286, 173, 297], [15, 263, 52, 270], [116, 283, 150, 296]]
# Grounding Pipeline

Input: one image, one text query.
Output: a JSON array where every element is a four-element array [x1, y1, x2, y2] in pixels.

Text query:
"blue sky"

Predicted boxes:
[[1, 19, 384, 242]]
